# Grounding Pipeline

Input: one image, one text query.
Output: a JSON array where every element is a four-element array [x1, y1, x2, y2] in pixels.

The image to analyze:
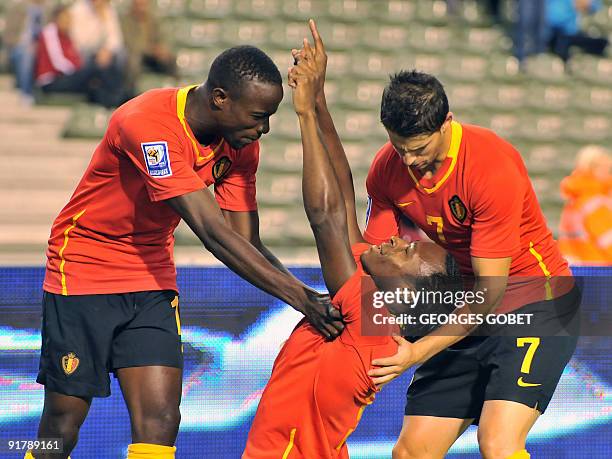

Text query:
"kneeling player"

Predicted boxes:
[[243, 24, 459, 459]]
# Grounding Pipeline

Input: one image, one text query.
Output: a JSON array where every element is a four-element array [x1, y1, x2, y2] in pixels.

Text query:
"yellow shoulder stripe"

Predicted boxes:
[[176, 85, 224, 163]]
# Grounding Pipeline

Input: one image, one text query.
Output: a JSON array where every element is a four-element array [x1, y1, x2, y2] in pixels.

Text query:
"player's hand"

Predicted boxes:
[[298, 289, 345, 340], [288, 40, 319, 115], [290, 19, 327, 100], [368, 336, 418, 388]]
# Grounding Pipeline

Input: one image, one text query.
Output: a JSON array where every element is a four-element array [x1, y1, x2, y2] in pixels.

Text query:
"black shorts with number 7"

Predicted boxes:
[[404, 286, 580, 423]]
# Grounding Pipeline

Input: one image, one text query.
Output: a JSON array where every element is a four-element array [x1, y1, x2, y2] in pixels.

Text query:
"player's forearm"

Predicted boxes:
[[201, 226, 308, 306], [314, 96, 357, 212], [413, 277, 507, 363], [298, 111, 346, 227], [168, 194, 306, 308]]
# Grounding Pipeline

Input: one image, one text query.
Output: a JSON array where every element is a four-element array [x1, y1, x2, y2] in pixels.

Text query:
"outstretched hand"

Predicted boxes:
[[368, 335, 422, 388]]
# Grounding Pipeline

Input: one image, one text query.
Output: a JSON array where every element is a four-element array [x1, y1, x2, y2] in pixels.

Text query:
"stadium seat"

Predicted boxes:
[[360, 24, 411, 51], [415, 0, 449, 24], [232, 0, 280, 19], [173, 19, 224, 48], [571, 85, 612, 113], [523, 54, 567, 83], [369, 0, 417, 24], [327, 0, 372, 22], [280, 0, 331, 21], [153, 0, 189, 17], [350, 51, 400, 79], [187, 0, 233, 19], [407, 25, 452, 53], [479, 83, 527, 110], [569, 55, 612, 84], [63, 105, 112, 139], [176, 48, 222, 77], [446, 83, 482, 111], [337, 79, 384, 109], [221, 20, 270, 47]]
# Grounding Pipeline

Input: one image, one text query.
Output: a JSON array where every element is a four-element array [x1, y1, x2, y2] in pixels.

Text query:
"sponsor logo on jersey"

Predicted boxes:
[[141, 141, 172, 177]]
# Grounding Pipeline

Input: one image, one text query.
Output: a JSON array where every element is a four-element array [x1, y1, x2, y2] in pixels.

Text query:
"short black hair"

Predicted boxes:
[[380, 70, 449, 138], [207, 45, 282, 96]]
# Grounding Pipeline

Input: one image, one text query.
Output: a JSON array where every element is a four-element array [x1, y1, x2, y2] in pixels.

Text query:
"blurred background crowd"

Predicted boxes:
[[0, 0, 610, 266]]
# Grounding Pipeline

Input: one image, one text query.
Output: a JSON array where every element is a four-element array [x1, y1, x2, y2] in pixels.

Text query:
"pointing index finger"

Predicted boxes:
[[309, 19, 324, 52]]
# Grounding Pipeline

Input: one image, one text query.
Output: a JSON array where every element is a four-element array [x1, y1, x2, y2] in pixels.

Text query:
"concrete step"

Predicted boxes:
[[1, 139, 97, 157], [0, 120, 66, 140]]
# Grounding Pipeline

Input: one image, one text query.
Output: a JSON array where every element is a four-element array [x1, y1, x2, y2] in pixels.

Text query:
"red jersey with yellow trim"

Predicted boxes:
[[243, 244, 396, 459], [364, 122, 571, 311], [44, 86, 259, 295]]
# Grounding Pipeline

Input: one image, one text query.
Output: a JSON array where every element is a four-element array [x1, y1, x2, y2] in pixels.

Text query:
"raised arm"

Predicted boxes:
[[289, 41, 356, 297], [293, 20, 366, 246]]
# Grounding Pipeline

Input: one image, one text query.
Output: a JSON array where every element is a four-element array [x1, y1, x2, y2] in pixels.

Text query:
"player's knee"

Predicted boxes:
[[40, 410, 82, 441], [132, 406, 181, 443], [477, 429, 523, 459], [392, 439, 437, 459]]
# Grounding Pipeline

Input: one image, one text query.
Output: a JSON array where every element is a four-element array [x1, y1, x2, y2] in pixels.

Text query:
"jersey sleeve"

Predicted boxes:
[[363, 158, 400, 245], [214, 141, 259, 212], [469, 158, 524, 258], [117, 117, 205, 202]]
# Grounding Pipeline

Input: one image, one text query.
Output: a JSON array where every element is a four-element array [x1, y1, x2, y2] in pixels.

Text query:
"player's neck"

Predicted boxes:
[[429, 123, 453, 175], [184, 84, 220, 146]]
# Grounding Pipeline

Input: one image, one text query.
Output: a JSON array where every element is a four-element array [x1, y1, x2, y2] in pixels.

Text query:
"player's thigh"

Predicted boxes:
[[477, 400, 539, 459], [393, 415, 473, 459], [111, 290, 183, 372]]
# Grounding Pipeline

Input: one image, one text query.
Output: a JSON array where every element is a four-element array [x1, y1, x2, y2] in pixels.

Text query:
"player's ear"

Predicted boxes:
[[210, 87, 230, 111], [441, 112, 453, 133]]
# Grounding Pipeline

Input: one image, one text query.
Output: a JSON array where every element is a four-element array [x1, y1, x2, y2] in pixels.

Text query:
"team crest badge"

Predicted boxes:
[[448, 195, 467, 223], [61, 352, 80, 375], [213, 156, 232, 181], [141, 141, 172, 177]]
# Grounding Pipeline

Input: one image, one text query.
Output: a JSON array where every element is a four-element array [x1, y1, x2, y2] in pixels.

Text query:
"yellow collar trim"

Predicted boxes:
[[176, 85, 224, 163], [408, 120, 462, 194]]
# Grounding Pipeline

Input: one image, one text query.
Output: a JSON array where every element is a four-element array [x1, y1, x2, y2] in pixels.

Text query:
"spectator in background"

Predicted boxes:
[[514, 0, 547, 69], [35, 4, 125, 108], [70, 0, 125, 85], [558, 145, 612, 266], [3, 0, 46, 105], [546, 0, 609, 67], [120, 0, 177, 98]]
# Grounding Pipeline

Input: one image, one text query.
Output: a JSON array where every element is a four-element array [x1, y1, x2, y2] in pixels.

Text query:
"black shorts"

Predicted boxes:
[[37, 290, 183, 398], [405, 286, 580, 423]]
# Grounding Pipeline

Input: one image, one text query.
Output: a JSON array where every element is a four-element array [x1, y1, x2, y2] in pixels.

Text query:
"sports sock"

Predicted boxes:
[[24, 451, 71, 459], [127, 443, 176, 459], [505, 449, 530, 459]]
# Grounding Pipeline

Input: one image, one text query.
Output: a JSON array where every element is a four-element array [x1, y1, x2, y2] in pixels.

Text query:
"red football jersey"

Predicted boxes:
[[243, 244, 396, 459], [364, 122, 571, 310], [44, 86, 259, 295]]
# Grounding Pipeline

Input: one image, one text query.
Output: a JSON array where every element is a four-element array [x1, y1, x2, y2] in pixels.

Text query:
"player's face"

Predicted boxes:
[[361, 237, 448, 283], [386, 119, 451, 173], [219, 81, 283, 149]]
